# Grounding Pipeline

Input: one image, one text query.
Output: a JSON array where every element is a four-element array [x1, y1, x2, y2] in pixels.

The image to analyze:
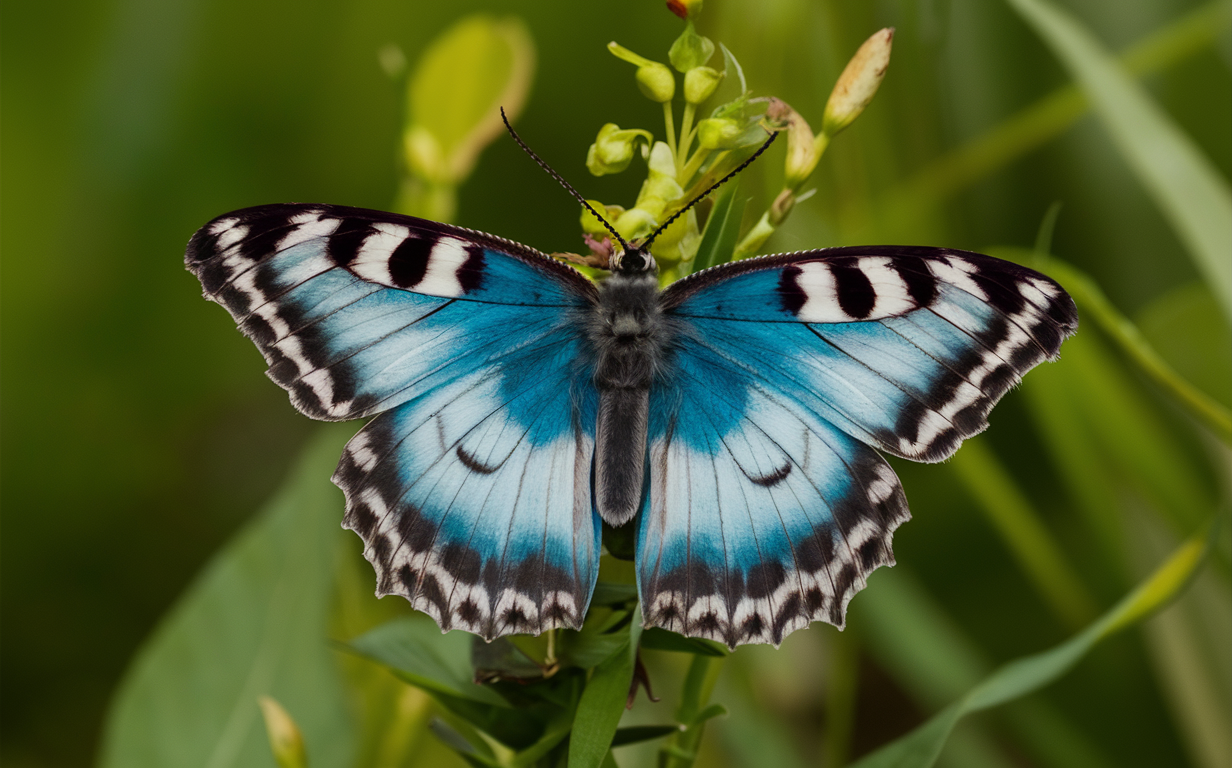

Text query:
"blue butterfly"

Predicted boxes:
[[186, 201, 1076, 648]]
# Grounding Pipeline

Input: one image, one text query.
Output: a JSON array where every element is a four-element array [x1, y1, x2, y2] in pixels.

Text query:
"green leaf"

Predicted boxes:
[[688, 179, 744, 274], [639, 627, 727, 657], [850, 522, 1214, 768], [429, 718, 501, 768], [347, 617, 509, 707], [568, 608, 643, 768], [590, 581, 639, 606], [558, 606, 637, 670], [611, 725, 682, 747], [99, 426, 356, 768], [1006, 0, 1232, 322], [669, 20, 715, 72]]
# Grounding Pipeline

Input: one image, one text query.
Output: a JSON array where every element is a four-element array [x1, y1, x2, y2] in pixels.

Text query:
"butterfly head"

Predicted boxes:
[[612, 246, 657, 275]]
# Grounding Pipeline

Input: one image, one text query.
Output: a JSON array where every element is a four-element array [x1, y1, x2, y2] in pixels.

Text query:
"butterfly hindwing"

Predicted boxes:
[[639, 345, 909, 647], [640, 246, 1076, 646], [186, 203, 602, 637], [334, 329, 601, 638]]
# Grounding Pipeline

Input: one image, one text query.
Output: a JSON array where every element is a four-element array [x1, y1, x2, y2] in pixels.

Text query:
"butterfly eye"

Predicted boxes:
[[616, 248, 655, 273]]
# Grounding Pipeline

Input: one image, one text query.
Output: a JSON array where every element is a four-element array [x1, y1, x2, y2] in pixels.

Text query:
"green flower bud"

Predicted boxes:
[[586, 124, 653, 176], [684, 66, 723, 104], [697, 117, 744, 150], [608, 43, 676, 103], [649, 208, 700, 263], [259, 697, 308, 768], [614, 207, 658, 242], [669, 20, 714, 72], [822, 28, 893, 136], [404, 125, 446, 182], [635, 63, 675, 103], [580, 200, 622, 236], [635, 143, 683, 215]]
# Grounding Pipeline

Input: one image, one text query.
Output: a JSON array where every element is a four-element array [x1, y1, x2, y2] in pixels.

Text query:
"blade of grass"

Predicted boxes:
[[950, 437, 1099, 628], [1006, 0, 1232, 321], [1128, 510, 1232, 768], [1019, 251, 1232, 444], [858, 568, 1116, 768], [851, 520, 1215, 768], [872, 0, 1230, 236]]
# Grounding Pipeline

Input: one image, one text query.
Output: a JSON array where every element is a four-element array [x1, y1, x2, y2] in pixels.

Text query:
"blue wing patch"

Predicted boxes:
[[641, 246, 1076, 646], [334, 334, 601, 638], [187, 203, 602, 636]]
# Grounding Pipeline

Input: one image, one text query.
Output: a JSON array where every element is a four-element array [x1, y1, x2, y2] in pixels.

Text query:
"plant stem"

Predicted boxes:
[[664, 656, 725, 768], [679, 147, 712, 188], [677, 102, 697, 176], [663, 101, 678, 168]]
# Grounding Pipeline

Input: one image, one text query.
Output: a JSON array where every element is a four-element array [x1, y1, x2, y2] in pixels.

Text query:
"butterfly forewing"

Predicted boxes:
[[187, 203, 603, 637]]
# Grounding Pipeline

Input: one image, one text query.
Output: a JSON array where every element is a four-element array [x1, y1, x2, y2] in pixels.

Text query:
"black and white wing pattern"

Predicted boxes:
[[638, 246, 1077, 647], [187, 204, 602, 638]]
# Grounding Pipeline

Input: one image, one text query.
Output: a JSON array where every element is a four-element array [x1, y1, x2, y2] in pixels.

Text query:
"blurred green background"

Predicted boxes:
[[2, 0, 1229, 766]]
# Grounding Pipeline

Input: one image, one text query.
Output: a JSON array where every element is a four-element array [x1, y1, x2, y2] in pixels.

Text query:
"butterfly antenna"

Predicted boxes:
[[642, 130, 779, 250], [500, 108, 631, 253]]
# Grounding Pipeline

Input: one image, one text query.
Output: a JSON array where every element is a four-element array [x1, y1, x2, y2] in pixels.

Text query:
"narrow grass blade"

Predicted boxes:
[[851, 522, 1214, 768], [1007, 0, 1232, 321], [950, 437, 1099, 627]]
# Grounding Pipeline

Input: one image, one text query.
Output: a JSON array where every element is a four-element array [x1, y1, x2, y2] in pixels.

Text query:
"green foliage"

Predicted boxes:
[[98, 427, 356, 768], [3, 1, 1229, 767]]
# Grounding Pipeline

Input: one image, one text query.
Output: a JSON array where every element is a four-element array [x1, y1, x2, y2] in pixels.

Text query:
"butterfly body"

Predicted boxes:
[[187, 203, 1076, 648]]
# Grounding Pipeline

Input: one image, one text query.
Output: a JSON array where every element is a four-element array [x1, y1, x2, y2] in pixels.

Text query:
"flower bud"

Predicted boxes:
[[773, 100, 828, 189], [635, 63, 676, 102], [614, 207, 659, 243], [580, 200, 622, 236], [404, 125, 446, 182], [259, 697, 308, 768], [697, 117, 744, 150], [666, 0, 703, 20], [823, 28, 893, 136], [608, 43, 676, 103], [586, 124, 652, 176], [683, 66, 723, 104]]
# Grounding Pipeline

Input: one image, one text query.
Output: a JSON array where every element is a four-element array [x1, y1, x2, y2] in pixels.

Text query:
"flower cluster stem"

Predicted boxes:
[[663, 102, 679, 165]]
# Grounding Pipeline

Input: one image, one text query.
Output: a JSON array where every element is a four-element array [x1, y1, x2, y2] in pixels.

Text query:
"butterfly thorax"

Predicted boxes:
[[589, 270, 667, 527]]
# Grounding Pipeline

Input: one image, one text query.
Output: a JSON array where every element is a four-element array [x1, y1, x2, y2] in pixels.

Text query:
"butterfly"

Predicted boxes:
[[186, 199, 1076, 649]]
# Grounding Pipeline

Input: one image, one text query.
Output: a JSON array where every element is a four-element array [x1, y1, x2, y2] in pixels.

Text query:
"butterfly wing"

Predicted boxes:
[[186, 204, 602, 637], [640, 246, 1077, 647]]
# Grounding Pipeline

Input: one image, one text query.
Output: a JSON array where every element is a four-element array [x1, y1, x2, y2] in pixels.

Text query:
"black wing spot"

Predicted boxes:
[[777, 265, 807, 315], [830, 257, 876, 319], [388, 235, 435, 288], [456, 445, 504, 474], [741, 459, 792, 487], [328, 219, 374, 266]]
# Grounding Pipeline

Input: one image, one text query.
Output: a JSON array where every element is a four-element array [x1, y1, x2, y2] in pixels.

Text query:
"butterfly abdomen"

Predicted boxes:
[[590, 272, 670, 526]]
